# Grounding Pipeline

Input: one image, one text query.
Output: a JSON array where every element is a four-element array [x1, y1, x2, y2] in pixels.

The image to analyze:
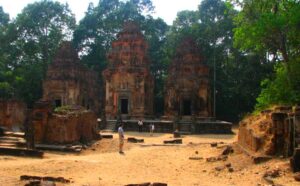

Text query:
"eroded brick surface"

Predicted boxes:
[[164, 38, 211, 119], [0, 100, 26, 130], [103, 22, 154, 119], [43, 41, 101, 114]]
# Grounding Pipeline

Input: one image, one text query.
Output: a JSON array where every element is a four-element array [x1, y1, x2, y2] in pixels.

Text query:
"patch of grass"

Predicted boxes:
[[54, 105, 72, 113]]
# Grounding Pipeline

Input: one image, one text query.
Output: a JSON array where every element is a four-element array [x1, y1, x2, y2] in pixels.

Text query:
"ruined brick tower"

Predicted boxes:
[[164, 38, 211, 119], [43, 41, 101, 114], [103, 22, 154, 119]]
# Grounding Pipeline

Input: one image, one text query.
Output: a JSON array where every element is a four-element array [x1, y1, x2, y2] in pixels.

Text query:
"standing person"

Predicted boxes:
[[138, 119, 143, 132], [118, 123, 125, 154], [150, 123, 155, 136]]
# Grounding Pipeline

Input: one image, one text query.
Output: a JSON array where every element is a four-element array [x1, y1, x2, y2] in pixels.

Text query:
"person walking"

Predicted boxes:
[[150, 123, 155, 136], [118, 123, 125, 154], [138, 119, 143, 132]]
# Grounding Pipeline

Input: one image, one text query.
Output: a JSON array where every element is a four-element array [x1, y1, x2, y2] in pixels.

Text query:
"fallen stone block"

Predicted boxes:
[[127, 137, 144, 143], [101, 134, 113, 139], [206, 157, 217, 162], [25, 181, 56, 186], [222, 145, 234, 155], [206, 155, 228, 162], [163, 139, 182, 144], [189, 157, 203, 160], [125, 183, 151, 186], [152, 183, 167, 186], [228, 167, 234, 172], [263, 169, 280, 178], [20, 175, 70, 184], [210, 143, 217, 147], [253, 156, 272, 164], [225, 163, 231, 167], [21, 175, 42, 181], [24, 180, 41, 186], [217, 155, 228, 161], [44, 177, 69, 183], [215, 166, 225, 171]]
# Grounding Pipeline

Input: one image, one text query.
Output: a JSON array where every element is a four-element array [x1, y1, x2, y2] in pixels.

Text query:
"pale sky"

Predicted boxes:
[[0, 0, 200, 25]]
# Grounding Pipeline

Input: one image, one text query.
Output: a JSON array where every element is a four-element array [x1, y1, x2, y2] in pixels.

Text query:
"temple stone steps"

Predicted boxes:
[[0, 129, 43, 157], [178, 123, 192, 134], [0, 131, 26, 148], [105, 120, 117, 132]]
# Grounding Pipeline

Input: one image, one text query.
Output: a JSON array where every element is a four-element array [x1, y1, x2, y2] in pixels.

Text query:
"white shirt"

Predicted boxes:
[[118, 126, 124, 139], [151, 124, 155, 130]]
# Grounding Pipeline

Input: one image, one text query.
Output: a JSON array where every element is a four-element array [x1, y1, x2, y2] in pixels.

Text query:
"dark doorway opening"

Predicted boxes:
[[121, 99, 128, 114], [55, 99, 61, 107], [183, 99, 191, 115]]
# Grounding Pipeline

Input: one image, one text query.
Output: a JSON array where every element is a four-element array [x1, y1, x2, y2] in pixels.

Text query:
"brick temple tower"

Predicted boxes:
[[164, 38, 211, 120], [103, 22, 154, 119], [43, 41, 101, 114]]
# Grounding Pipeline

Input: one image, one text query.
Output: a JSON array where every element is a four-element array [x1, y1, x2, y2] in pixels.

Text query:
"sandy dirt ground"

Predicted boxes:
[[0, 130, 299, 186]]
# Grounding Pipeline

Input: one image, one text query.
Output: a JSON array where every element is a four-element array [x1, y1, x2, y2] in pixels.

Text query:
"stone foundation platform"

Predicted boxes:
[[105, 119, 232, 134]]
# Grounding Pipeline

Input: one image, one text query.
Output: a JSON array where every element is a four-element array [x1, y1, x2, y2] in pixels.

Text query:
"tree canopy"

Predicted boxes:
[[233, 0, 300, 63], [233, 0, 300, 111], [0, 1, 76, 106]]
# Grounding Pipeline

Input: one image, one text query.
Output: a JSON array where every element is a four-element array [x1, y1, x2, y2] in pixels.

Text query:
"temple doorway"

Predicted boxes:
[[183, 99, 192, 115], [55, 99, 61, 107], [121, 98, 129, 114]]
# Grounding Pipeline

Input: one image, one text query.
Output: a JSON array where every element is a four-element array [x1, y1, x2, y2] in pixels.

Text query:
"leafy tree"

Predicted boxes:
[[233, 0, 300, 64], [0, 1, 76, 106], [198, 0, 273, 121], [256, 57, 300, 111], [0, 6, 9, 26], [217, 52, 273, 120], [0, 6, 13, 98], [233, 0, 300, 110], [15, 0, 76, 71]]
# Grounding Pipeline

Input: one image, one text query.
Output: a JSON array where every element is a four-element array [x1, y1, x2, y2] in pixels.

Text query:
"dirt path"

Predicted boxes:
[[0, 131, 298, 186]]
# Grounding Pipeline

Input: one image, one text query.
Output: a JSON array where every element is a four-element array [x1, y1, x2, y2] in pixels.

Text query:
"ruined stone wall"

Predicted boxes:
[[103, 22, 154, 119], [31, 102, 97, 144], [238, 120, 267, 153], [164, 38, 211, 119], [44, 111, 97, 144], [43, 41, 101, 114], [238, 106, 298, 156], [0, 100, 27, 131], [31, 101, 53, 143]]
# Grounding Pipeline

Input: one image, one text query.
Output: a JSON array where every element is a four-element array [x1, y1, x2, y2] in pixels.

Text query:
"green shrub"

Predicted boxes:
[[255, 58, 300, 111]]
